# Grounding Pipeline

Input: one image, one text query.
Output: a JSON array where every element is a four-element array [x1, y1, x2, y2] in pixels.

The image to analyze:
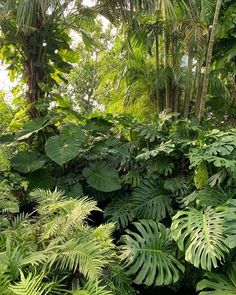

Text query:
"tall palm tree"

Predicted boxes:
[[198, 0, 223, 120], [0, 0, 105, 118]]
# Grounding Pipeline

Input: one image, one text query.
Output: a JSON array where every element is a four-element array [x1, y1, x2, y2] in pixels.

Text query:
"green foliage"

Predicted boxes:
[[82, 162, 121, 192], [223, 199, 236, 249], [120, 220, 185, 286], [15, 118, 47, 141], [130, 180, 172, 221], [1, 111, 236, 294], [8, 271, 55, 295], [171, 207, 229, 270], [45, 125, 85, 166], [197, 262, 236, 295], [104, 196, 134, 230], [12, 151, 46, 173], [0, 145, 11, 172]]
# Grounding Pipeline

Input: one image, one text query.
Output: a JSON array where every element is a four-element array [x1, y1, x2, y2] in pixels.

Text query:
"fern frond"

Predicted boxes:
[[9, 271, 52, 295], [39, 197, 99, 240], [72, 279, 112, 295], [48, 238, 112, 281], [30, 188, 66, 204]]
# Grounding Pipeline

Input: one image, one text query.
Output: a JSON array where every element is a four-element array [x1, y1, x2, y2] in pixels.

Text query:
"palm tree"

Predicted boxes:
[[198, 0, 223, 120], [0, 0, 107, 118]]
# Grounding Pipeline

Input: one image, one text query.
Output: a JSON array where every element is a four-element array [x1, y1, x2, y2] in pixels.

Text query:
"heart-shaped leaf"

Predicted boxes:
[[15, 117, 47, 140], [82, 162, 121, 192], [12, 151, 46, 173], [45, 125, 85, 166]]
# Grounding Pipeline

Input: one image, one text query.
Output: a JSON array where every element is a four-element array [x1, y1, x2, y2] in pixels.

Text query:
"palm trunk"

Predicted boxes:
[[198, 0, 222, 120], [25, 4, 45, 118], [183, 53, 193, 118], [155, 30, 160, 114], [162, 1, 171, 110], [194, 58, 202, 117]]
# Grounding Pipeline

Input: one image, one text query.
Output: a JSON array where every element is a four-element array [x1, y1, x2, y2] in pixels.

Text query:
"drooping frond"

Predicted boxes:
[[48, 237, 112, 281]]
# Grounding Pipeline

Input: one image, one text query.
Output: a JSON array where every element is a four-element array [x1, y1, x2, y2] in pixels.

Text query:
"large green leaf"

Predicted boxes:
[[26, 170, 56, 190], [223, 199, 236, 249], [130, 180, 172, 222], [120, 220, 184, 286], [15, 118, 47, 140], [171, 207, 229, 271], [45, 125, 85, 166], [104, 197, 135, 230], [196, 262, 236, 295], [82, 162, 121, 192], [12, 151, 46, 173]]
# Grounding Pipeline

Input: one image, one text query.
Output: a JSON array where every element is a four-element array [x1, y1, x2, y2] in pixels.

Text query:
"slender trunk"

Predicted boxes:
[[155, 30, 160, 114], [195, 59, 202, 117], [198, 0, 222, 120], [183, 53, 193, 118], [162, 1, 171, 110], [173, 86, 179, 114], [26, 58, 41, 118]]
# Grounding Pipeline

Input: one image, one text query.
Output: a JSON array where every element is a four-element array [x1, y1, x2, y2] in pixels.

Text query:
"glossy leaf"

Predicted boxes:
[[82, 162, 121, 192]]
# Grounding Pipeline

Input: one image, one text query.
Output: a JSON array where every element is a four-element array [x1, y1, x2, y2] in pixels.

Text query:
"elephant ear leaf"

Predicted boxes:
[[45, 124, 85, 166], [15, 117, 47, 140], [12, 151, 46, 173], [120, 220, 184, 286], [82, 162, 121, 192]]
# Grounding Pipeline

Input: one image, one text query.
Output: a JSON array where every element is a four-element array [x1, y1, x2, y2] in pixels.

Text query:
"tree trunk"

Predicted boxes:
[[155, 29, 160, 114], [162, 1, 171, 110], [198, 0, 222, 120], [26, 57, 44, 118], [183, 53, 193, 118], [25, 4, 45, 118], [194, 58, 202, 117]]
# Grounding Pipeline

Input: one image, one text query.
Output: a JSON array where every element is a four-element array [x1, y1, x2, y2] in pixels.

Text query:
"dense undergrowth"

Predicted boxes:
[[1, 113, 236, 294]]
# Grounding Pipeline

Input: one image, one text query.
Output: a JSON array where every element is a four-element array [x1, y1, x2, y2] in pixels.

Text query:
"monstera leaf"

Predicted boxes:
[[104, 196, 135, 230], [45, 125, 85, 166], [82, 162, 121, 192], [120, 220, 184, 286], [130, 180, 172, 222], [12, 151, 46, 173], [15, 117, 47, 140], [171, 207, 229, 271], [197, 262, 236, 295]]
